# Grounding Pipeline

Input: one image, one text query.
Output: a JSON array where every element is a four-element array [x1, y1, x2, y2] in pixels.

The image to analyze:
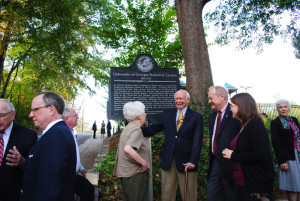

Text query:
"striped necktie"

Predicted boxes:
[[0, 132, 5, 165]]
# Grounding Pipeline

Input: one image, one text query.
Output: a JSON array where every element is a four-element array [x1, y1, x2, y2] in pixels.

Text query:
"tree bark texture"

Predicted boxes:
[[175, 0, 213, 112]]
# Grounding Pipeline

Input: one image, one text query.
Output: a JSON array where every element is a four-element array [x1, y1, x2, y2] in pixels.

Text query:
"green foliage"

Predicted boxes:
[[97, 150, 123, 200], [292, 33, 300, 59], [151, 132, 164, 200], [1, 0, 112, 126], [264, 116, 279, 191], [204, 0, 300, 54], [96, 0, 183, 69]]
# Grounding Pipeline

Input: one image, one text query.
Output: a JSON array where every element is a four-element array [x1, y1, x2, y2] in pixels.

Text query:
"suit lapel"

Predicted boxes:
[[29, 121, 62, 154], [172, 109, 178, 133], [218, 104, 232, 137]]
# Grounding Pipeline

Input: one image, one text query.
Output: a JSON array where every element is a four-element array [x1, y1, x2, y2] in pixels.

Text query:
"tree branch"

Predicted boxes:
[[1, 45, 35, 98]]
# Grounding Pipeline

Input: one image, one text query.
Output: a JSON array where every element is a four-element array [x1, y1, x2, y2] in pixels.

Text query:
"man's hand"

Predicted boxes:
[[80, 169, 88, 177], [183, 162, 195, 172], [6, 146, 25, 168]]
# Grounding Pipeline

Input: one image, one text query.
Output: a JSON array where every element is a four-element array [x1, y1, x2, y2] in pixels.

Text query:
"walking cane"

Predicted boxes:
[[184, 169, 188, 201]]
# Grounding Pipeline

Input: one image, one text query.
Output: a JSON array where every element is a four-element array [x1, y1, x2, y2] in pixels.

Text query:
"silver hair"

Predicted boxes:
[[0, 99, 15, 112], [275, 99, 291, 110], [123, 101, 145, 122], [62, 107, 71, 119], [174, 89, 190, 99], [209, 86, 229, 100]]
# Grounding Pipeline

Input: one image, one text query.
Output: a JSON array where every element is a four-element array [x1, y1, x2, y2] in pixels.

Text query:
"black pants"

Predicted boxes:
[[93, 130, 96, 138], [75, 174, 95, 201], [236, 185, 274, 201]]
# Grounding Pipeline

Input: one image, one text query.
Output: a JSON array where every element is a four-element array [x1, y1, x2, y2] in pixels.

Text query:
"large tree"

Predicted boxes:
[[96, 0, 184, 70], [175, 0, 299, 111], [175, 0, 213, 111], [0, 0, 110, 100], [0, 0, 112, 126], [96, 0, 299, 111]]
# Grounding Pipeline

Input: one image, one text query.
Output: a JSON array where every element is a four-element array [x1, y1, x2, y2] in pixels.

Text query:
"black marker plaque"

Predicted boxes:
[[108, 54, 180, 122]]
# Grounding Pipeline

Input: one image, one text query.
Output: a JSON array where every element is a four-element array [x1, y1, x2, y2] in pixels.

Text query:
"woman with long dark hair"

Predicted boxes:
[[222, 93, 274, 201]]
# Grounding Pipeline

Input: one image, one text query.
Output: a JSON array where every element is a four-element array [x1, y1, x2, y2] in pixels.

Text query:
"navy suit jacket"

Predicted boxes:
[[21, 121, 76, 201], [208, 103, 241, 181], [142, 107, 204, 172], [0, 123, 37, 201]]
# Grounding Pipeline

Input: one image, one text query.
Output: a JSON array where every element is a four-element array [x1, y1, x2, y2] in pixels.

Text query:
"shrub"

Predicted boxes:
[[97, 134, 122, 201]]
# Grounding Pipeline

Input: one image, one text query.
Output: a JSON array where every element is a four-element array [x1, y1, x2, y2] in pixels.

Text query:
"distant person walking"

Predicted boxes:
[[101, 120, 105, 138], [107, 120, 112, 137], [92, 121, 97, 139]]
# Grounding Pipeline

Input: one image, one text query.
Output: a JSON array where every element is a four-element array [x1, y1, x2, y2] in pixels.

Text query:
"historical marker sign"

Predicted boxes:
[[108, 54, 180, 122]]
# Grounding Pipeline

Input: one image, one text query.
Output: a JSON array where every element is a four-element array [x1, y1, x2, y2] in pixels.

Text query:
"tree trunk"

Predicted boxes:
[[0, 22, 12, 91], [175, 0, 213, 112]]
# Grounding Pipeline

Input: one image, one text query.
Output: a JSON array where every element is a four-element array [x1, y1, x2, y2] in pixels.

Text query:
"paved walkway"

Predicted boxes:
[[77, 134, 111, 172]]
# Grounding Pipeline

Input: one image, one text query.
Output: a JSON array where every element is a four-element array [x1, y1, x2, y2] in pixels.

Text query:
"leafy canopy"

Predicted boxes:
[[95, 0, 183, 70], [0, 0, 111, 126], [205, 0, 300, 55]]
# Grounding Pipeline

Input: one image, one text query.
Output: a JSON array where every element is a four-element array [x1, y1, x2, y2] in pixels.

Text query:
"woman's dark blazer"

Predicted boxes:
[[231, 119, 274, 193], [271, 116, 300, 165]]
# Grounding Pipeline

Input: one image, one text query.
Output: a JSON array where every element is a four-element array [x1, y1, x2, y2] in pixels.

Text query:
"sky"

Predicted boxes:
[[202, 0, 300, 104], [207, 38, 300, 104], [74, 2, 300, 130]]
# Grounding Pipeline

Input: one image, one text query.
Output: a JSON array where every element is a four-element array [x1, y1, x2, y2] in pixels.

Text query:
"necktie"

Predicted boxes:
[[0, 133, 4, 166], [177, 110, 183, 131], [213, 111, 222, 157]]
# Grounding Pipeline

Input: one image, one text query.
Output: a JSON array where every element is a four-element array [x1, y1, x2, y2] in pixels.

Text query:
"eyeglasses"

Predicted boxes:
[[0, 111, 13, 119], [30, 105, 51, 113], [68, 114, 78, 117]]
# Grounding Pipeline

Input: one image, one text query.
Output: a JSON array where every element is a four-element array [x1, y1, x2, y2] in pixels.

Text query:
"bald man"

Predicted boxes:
[[21, 92, 76, 201]]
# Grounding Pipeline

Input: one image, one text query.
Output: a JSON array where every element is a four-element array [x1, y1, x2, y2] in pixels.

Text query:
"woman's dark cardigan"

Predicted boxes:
[[231, 119, 275, 193], [271, 116, 300, 165]]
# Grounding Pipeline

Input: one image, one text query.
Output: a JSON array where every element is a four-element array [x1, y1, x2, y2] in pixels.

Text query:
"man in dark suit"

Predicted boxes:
[[207, 86, 241, 201], [106, 120, 111, 137], [63, 107, 94, 201], [0, 99, 37, 201], [142, 89, 204, 201], [92, 121, 97, 138], [21, 92, 76, 201]]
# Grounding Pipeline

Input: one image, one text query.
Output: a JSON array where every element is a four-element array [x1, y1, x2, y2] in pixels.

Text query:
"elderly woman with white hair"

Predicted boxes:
[[271, 99, 300, 201], [113, 101, 150, 201]]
